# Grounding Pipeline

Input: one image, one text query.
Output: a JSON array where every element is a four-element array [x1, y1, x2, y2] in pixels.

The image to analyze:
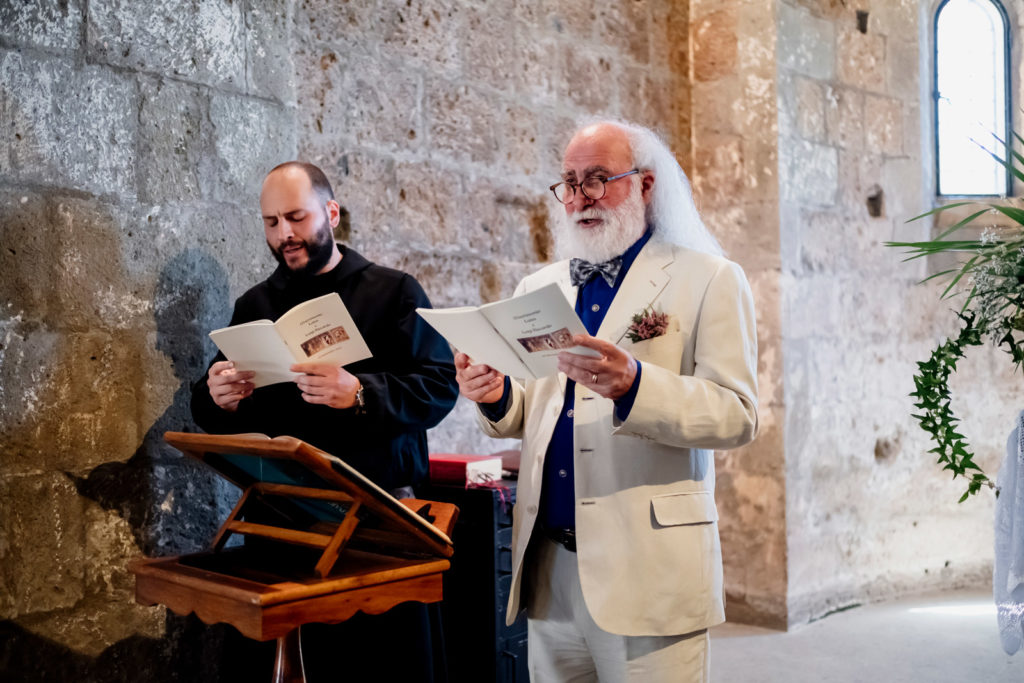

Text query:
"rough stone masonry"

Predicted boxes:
[[0, 0, 1016, 680]]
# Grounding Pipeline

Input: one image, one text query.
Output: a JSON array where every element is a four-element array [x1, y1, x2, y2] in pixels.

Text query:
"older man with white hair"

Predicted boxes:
[[455, 120, 759, 682]]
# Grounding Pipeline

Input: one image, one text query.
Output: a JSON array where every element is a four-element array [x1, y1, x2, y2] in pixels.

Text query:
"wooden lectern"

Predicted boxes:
[[131, 432, 458, 683]]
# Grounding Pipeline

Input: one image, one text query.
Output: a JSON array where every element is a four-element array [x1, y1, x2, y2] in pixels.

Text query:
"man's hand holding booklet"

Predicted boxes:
[[208, 293, 372, 387], [415, 282, 599, 379]]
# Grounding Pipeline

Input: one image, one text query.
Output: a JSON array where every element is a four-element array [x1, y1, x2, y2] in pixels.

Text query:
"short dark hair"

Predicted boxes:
[[267, 161, 336, 204]]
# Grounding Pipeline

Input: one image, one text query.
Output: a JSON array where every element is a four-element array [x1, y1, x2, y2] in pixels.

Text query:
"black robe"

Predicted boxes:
[[190, 245, 458, 491]]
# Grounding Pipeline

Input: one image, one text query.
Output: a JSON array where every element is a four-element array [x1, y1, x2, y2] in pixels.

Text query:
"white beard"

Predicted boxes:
[[555, 187, 648, 263]]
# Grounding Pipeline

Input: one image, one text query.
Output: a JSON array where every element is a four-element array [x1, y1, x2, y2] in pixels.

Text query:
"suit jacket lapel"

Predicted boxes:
[[597, 242, 675, 344]]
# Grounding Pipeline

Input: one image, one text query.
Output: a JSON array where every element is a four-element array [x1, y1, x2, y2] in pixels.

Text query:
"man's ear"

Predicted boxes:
[[640, 171, 655, 205], [326, 199, 341, 228]]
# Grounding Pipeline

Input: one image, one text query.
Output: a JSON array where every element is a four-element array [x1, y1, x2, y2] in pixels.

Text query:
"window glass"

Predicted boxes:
[[935, 0, 1010, 196]]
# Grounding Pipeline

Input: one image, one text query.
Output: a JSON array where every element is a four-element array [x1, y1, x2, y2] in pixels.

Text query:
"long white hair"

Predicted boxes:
[[586, 119, 723, 257]]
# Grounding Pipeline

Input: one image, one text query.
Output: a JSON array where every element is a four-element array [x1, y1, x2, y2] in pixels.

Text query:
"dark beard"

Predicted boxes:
[[269, 218, 336, 278]]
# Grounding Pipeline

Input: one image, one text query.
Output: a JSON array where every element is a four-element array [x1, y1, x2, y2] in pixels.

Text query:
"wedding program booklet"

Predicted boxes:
[[208, 293, 372, 388], [416, 282, 599, 379]]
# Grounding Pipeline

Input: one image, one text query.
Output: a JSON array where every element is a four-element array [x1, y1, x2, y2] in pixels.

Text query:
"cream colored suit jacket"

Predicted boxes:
[[477, 241, 758, 637]]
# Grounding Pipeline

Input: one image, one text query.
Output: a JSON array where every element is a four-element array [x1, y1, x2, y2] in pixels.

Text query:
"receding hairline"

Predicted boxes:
[[264, 161, 336, 203]]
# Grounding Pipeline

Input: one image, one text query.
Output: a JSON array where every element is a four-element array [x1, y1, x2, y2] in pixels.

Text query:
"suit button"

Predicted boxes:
[[566, 409, 574, 418], [558, 469, 567, 478]]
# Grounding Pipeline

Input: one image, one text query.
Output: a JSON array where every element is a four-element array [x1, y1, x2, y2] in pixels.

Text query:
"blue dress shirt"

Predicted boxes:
[[481, 229, 652, 531]]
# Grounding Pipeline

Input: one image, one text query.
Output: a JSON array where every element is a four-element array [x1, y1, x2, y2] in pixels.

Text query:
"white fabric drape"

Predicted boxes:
[[995, 411, 1024, 654]]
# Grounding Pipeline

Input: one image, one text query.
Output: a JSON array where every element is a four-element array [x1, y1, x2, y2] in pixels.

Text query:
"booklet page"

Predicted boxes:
[[274, 293, 372, 368], [416, 307, 532, 379], [208, 322, 300, 388], [480, 282, 598, 377]]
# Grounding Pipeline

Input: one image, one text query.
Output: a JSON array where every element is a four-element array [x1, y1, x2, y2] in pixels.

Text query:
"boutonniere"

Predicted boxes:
[[626, 305, 669, 343]]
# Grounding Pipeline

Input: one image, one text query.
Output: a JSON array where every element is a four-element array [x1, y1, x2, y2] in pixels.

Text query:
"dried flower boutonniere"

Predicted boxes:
[[626, 305, 669, 343]]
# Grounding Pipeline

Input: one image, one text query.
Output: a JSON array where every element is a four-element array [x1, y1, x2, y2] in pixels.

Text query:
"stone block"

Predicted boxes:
[[137, 78, 206, 204], [546, 0, 597, 39], [296, 49, 421, 154], [869, 0, 918, 37], [825, 86, 865, 149], [461, 4, 520, 85], [304, 151, 399, 249], [427, 81, 500, 164], [693, 6, 738, 82], [48, 198, 148, 331], [886, 38, 919, 97], [0, 191, 61, 321], [561, 48, 616, 112], [460, 178, 549, 263], [704, 201, 780, 273], [836, 27, 886, 93], [499, 102, 542, 177], [0, 325, 61, 475], [15, 592, 165, 658], [865, 95, 903, 156], [650, 0, 689, 75], [738, 72, 777, 138], [1, 51, 137, 198], [292, 0, 387, 48], [836, 149, 883, 215], [207, 93, 296, 204], [381, 0, 461, 72], [509, 37, 562, 104], [796, 77, 826, 142], [594, 0, 650, 64], [882, 156, 922, 221], [693, 133, 744, 210], [245, 0, 295, 103], [0, 473, 85, 618], [797, 209, 843, 272], [0, 0, 83, 51], [740, 137, 779, 204], [780, 139, 838, 206], [778, 1, 835, 80], [394, 161, 462, 251], [693, 76, 741, 135], [84, 503, 141, 600], [621, 67, 689, 143], [87, 0, 246, 90]]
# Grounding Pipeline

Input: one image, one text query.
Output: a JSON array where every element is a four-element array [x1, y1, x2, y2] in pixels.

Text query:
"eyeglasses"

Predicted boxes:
[[549, 169, 640, 204]]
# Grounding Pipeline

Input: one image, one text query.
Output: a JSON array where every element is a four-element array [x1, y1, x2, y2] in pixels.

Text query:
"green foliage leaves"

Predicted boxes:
[[909, 314, 991, 502]]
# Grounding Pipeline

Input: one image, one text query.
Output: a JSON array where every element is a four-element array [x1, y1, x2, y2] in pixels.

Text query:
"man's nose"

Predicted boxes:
[[276, 219, 295, 240], [568, 188, 593, 213]]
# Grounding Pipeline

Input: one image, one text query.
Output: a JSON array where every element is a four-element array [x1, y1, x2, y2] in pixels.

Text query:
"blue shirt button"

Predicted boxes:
[[558, 469, 568, 478]]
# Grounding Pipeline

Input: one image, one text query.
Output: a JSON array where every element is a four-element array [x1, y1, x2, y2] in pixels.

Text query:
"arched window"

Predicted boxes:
[[934, 0, 1011, 196]]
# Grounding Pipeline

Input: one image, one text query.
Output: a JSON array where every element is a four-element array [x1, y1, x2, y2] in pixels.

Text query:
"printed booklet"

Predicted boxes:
[[209, 293, 372, 387], [416, 282, 599, 379]]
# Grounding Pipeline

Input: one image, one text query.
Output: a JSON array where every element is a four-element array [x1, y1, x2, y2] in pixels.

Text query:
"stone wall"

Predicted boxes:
[[0, 0, 692, 679], [687, 0, 789, 628], [776, 0, 1020, 626]]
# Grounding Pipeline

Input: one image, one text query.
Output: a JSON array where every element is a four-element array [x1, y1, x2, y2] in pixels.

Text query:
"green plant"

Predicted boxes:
[[887, 134, 1024, 501]]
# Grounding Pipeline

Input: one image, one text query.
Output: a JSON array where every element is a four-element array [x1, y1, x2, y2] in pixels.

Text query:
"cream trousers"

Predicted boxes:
[[526, 537, 710, 683]]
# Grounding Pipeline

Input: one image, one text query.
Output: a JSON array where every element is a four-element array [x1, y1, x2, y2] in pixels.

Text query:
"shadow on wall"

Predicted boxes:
[[0, 248, 273, 682], [72, 248, 235, 556]]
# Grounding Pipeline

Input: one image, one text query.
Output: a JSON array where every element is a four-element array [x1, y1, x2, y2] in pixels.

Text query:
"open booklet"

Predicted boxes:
[[416, 282, 599, 379], [209, 293, 372, 388]]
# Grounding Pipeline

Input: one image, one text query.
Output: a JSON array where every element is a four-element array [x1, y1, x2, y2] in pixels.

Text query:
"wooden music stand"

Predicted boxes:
[[131, 432, 458, 683]]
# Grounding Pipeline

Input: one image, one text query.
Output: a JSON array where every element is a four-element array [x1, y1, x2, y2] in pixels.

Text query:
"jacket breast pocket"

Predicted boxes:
[[651, 491, 718, 528], [629, 331, 684, 371]]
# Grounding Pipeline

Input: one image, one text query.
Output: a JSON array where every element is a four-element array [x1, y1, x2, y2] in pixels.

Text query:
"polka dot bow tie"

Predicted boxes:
[[569, 256, 623, 287]]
